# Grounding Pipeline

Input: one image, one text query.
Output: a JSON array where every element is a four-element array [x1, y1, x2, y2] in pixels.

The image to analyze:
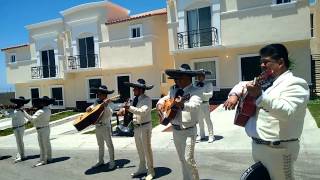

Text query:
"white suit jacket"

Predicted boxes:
[[229, 71, 309, 141], [157, 84, 202, 128], [197, 81, 213, 102], [91, 99, 113, 127], [24, 106, 51, 128], [127, 94, 152, 125]]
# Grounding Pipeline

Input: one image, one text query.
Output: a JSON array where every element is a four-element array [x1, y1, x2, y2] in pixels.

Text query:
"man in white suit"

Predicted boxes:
[[119, 79, 155, 180], [87, 85, 115, 170], [24, 96, 55, 167], [195, 70, 215, 143], [224, 44, 309, 180], [157, 64, 202, 180]]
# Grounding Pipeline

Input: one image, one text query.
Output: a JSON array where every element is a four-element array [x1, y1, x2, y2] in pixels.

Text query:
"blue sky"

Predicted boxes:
[[0, 0, 166, 92]]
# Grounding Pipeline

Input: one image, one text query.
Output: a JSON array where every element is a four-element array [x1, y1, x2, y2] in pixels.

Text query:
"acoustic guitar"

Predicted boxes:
[[159, 89, 191, 126], [234, 71, 273, 127], [73, 95, 120, 131]]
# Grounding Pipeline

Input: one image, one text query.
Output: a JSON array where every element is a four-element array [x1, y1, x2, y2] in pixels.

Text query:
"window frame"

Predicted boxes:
[[8, 53, 17, 64], [311, 13, 315, 38], [129, 24, 143, 39], [191, 58, 219, 90], [29, 87, 41, 106], [86, 76, 102, 102], [49, 85, 65, 109]]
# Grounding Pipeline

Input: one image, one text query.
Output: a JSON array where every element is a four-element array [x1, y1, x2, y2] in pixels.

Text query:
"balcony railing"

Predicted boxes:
[[31, 66, 58, 79], [177, 27, 219, 50], [67, 54, 99, 70]]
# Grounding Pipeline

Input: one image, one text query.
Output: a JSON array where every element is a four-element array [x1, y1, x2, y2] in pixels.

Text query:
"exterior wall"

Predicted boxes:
[[221, 0, 310, 47], [100, 14, 174, 95], [173, 40, 311, 89], [310, 1, 320, 54]]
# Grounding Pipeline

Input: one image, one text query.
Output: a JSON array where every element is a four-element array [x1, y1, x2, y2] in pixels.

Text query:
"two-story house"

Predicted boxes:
[[167, 0, 312, 101], [1, 1, 173, 110], [309, 0, 320, 95]]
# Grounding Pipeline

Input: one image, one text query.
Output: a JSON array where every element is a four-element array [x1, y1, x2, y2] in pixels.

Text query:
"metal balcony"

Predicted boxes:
[[67, 54, 99, 70], [177, 27, 219, 50], [31, 66, 58, 79]]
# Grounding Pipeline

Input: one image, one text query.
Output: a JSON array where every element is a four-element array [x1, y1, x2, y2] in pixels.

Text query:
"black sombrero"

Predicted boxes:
[[32, 96, 55, 105], [165, 64, 203, 78], [91, 85, 114, 95], [124, 79, 153, 90], [10, 96, 30, 105], [198, 69, 212, 75]]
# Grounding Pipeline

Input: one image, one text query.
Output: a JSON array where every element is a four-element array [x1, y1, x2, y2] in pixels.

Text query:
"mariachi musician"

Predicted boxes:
[[157, 64, 202, 180], [24, 96, 55, 167], [118, 79, 155, 180], [195, 69, 215, 143], [86, 85, 115, 169], [224, 44, 309, 179], [0, 96, 30, 163]]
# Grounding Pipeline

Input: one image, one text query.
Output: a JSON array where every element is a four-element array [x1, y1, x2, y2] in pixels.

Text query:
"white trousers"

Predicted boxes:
[[173, 126, 199, 180], [198, 103, 213, 138], [252, 141, 300, 180], [95, 125, 114, 163], [37, 127, 52, 162], [134, 123, 154, 174], [13, 127, 25, 158]]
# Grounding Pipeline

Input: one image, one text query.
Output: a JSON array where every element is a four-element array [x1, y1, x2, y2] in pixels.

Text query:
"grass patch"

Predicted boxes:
[[308, 99, 320, 128], [0, 110, 80, 136]]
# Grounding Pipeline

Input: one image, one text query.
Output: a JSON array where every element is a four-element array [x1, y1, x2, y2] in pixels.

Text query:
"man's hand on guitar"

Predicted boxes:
[[86, 107, 92, 112], [223, 95, 239, 110], [173, 97, 184, 109], [246, 82, 262, 98]]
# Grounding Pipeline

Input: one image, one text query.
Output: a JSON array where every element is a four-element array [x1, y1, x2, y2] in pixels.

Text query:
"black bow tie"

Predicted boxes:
[[175, 89, 184, 98], [261, 78, 275, 91], [132, 96, 139, 107], [197, 82, 204, 87]]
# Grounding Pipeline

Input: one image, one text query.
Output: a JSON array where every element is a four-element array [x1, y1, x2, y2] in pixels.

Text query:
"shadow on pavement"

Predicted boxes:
[[49, 156, 70, 164], [24, 154, 40, 160], [214, 135, 223, 141], [132, 167, 172, 179], [0, 155, 12, 160], [85, 159, 131, 175]]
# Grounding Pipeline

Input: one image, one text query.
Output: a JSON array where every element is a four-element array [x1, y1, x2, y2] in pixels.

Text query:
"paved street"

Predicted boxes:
[[0, 105, 319, 180], [0, 149, 320, 180]]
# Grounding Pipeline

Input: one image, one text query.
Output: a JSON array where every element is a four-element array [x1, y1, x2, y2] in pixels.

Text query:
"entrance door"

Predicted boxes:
[[117, 75, 131, 102], [240, 56, 261, 81], [30, 88, 40, 106]]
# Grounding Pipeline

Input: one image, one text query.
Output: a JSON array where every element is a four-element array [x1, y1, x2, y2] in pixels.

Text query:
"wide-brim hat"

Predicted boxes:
[[124, 79, 153, 90], [32, 96, 55, 105], [165, 64, 203, 78], [10, 96, 30, 105], [91, 85, 114, 95], [198, 69, 212, 75]]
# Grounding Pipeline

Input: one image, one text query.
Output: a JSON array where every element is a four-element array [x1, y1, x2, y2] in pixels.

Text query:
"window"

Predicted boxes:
[[309, 0, 317, 5], [30, 88, 40, 106], [78, 36, 95, 68], [161, 72, 167, 83], [276, 0, 291, 4], [51, 87, 64, 107], [10, 55, 16, 63], [130, 25, 142, 39], [41, 49, 56, 78], [187, 6, 212, 48], [311, 13, 314, 38], [194, 61, 217, 86], [88, 78, 101, 99]]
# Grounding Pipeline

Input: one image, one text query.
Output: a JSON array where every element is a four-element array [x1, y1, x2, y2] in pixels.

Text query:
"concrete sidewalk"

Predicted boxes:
[[0, 106, 320, 151], [0, 105, 319, 153]]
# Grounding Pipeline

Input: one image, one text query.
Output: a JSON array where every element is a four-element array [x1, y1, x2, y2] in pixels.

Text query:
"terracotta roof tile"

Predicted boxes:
[[1, 44, 29, 51], [106, 8, 167, 25]]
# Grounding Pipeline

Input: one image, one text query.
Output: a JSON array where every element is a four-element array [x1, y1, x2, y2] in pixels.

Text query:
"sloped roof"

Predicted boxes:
[[106, 8, 167, 25], [1, 44, 29, 51]]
